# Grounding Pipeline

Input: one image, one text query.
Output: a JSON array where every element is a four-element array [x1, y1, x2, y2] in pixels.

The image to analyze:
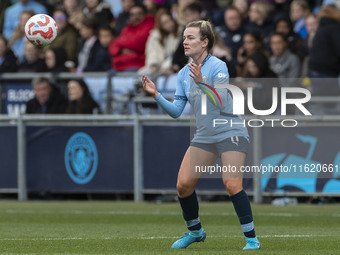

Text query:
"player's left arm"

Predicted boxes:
[[189, 62, 229, 110]]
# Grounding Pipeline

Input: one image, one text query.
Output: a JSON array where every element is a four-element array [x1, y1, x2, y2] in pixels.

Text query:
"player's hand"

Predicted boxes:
[[189, 63, 202, 83], [142, 75, 158, 98]]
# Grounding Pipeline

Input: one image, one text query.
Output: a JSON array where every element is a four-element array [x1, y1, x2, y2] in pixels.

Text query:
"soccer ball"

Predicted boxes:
[[25, 14, 58, 47]]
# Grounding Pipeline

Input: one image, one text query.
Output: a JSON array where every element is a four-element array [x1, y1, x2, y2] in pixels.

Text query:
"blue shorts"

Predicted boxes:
[[190, 136, 249, 156]]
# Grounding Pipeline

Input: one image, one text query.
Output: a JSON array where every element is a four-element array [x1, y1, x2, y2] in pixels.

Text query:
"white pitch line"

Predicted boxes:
[[0, 234, 334, 241], [2, 209, 340, 217]]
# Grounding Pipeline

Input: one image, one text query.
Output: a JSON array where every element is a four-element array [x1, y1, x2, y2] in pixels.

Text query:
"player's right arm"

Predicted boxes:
[[142, 75, 187, 119]]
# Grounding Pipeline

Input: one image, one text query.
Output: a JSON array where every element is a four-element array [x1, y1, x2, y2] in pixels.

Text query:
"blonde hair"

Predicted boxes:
[[251, 1, 274, 20], [186, 20, 215, 52], [290, 0, 310, 18], [291, 0, 309, 11]]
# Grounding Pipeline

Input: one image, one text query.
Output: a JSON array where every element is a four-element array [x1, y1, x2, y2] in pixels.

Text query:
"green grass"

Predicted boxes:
[[0, 201, 339, 254]]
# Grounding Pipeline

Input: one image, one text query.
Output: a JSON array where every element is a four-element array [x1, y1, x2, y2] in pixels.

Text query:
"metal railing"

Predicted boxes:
[[1, 72, 340, 115], [1, 72, 340, 202], [1, 114, 340, 202]]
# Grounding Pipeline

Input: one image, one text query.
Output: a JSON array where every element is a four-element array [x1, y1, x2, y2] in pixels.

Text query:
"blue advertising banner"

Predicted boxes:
[[26, 126, 134, 193], [143, 126, 229, 191], [0, 125, 339, 195], [143, 126, 340, 194], [0, 127, 17, 188], [261, 127, 340, 193], [3, 84, 34, 114]]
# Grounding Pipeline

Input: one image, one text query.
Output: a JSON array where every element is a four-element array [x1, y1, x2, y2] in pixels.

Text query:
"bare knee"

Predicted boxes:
[[223, 179, 242, 196], [177, 180, 195, 198]]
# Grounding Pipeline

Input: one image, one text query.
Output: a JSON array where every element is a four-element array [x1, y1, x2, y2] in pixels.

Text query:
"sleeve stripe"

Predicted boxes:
[[198, 82, 223, 106], [200, 88, 217, 106]]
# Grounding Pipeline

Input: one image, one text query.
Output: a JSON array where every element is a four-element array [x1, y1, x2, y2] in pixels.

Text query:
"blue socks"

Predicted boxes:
[[178, 189, 256, 237], [230, 190, 256, 238], [178, 190, 202, 231]]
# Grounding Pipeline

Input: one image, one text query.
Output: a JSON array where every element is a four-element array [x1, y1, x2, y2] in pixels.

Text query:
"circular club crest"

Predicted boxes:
[[65, 132, 98, 184]]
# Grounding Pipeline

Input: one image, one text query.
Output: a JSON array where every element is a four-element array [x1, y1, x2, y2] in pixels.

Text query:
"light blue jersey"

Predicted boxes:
[[155, 54, 249, 143]]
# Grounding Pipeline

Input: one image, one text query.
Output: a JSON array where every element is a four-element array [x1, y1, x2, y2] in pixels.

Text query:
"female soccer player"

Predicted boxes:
[[142, 20, 260, 250]]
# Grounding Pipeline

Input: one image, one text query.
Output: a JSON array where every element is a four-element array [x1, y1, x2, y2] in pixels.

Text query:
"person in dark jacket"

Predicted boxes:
[[83, 0, 114, 27], [26, 77, 68, 114], [95, 25, 115, 72], [0, 35, 18, 73], [66, 79, 101, 114], [246, 1, 275, 45], [18, 41, 47, 72], [76, 17, 107, 72], [308, 4, 340, 96], [115, 0, 136, 36], [44, 47, 69, 73], [171, 3, 201, 73], [215, 6, 247, 66]]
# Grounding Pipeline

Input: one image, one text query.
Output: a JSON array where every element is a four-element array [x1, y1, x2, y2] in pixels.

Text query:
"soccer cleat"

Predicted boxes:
[[171, 228, 206, 249], [243, 236, 261, 250]]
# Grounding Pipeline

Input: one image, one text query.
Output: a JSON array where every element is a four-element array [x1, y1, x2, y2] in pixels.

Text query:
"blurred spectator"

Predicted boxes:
[[3, 0, 47, 40], [83, 0, 114, 27], [44, 47, 69, 72], [217, 0, 233, 9], [308, 4, 340, 95], [63, 0, 84, 30], [274, 16, 305, 61], [0, 35, 18, 73], [26, 77, 68, 114], [244, 51, 276, 78], [76, 17, 104, 72], [247, 1, 275, 43], [269, 32, 300, 86], [66, 79, 101, 114], [176, 0, 197, 26], [109, 4, 155, 71], [290, 0, 310, 39], [0, 0, 11, 35], [115, 0, 136, 36], [18, 41, 47, 72], [171, 2, 201, 73], [300, 13, 318, 77], [202, 0, 224, 26], [48, 8, 79, 62], [250, 0, 274, 3], [8, 10, 34, 62], [99, 24, 115, 47], [215, 7, 246, 65], [143, 0, 164, 16], [139, 8, 179, 76], [232, 0, 250, 20], [236, 50, 278, 114], [272, 0, 291, 20], [200, 0, 218, 10], [304, 13, 318, 50], [212, 35, 236, 77], [85, 25, 114, 71], [236, 31, 265, 76]]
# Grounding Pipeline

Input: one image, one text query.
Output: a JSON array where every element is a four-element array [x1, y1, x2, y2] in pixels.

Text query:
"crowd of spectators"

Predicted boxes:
[[0, 0, 339, 114]]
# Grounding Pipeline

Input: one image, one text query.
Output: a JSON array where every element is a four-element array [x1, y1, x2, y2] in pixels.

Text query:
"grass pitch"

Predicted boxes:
[[0, 201, 339, 254]]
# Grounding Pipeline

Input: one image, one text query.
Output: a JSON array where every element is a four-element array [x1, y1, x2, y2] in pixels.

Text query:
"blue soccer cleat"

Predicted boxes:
[[171, 228, 206, 249], [243, 236, 261, 250]]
